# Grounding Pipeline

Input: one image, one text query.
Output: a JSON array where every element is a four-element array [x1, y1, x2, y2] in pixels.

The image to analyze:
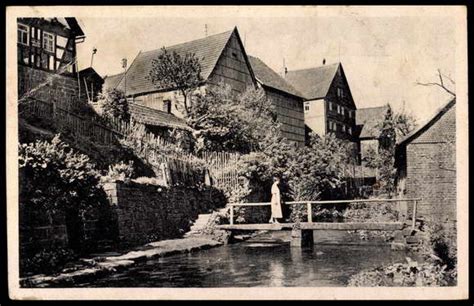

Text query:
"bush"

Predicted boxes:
[[348, 258, 456, 287], [103, 160, 135, 182], [96, 88, 130, 121], [19, 135, 109, 260], [19, 134, 105, 214], [20, 245, 77, 276], [419, 220, 457, 270]]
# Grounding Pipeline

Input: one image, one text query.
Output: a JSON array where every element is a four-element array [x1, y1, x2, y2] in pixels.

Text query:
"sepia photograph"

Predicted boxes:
[[5, 5, 468, 300]]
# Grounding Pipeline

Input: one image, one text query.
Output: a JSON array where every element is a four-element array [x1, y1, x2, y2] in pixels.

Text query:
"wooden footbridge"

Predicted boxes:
[[216, 198, 420, 247]]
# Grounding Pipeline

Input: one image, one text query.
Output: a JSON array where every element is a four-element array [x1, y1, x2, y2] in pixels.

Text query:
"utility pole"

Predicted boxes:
[[90, 47, 97, 67], [122, 58, 128, 97]]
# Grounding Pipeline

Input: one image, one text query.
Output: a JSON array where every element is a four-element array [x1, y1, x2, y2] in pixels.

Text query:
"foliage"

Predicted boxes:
[[419, 220, 457, 270], [186, 84, 280, 154], [393, 109, 418, 140], [343, 202, 398, 222], [363, 105, 402, 197], [104, 160, 135, 181], [20, 245, 77, 276], [348, 258, 456, 287], [286, 134, 352, 221], [19, 134, 106, 214], [96, 88, 130, 121], [148, 47, 203, 114]]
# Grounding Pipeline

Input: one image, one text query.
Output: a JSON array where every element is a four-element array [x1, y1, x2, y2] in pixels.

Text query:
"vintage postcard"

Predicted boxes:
[[6, 5, 468, 300]]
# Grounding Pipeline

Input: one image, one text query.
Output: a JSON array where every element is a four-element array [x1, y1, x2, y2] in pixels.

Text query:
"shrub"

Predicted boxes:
[[19, 134, 105, 214], [419, 220, 457, 270], [20, 245, 77, 276], [348, 258, 455, 287], [103, 160, 135, 182], [96, 88, 130, 121], [19, 134, 109, 262]]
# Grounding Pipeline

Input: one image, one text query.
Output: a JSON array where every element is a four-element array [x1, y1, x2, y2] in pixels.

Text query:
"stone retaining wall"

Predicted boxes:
[[102, 181, 226, 246]]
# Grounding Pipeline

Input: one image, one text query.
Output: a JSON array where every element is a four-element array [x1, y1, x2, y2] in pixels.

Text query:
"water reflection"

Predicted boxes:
[[80, 232, 413, 288]]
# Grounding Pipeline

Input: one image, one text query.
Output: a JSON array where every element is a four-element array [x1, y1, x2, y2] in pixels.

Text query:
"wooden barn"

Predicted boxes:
[[113, 27, 256, 115], [285, 62, 357, 143], [395, 98, 456, 225], [78, 67, 104, 102], [248, 55, 306, 145]]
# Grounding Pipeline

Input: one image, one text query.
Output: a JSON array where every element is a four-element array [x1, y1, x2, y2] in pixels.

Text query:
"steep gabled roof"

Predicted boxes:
[[79, 67, 104, 84], [248, 55, 304, 99], [128, 103, 190, 131], [103, 73, 125, 90], [397, 98, 456, 146], [356, 105, 389, 139], [115, 29, 236, 96], [285, 63, 340, 100]]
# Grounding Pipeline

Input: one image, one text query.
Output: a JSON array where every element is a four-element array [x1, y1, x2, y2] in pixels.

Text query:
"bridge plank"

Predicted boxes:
[[216, 222, 404, 231]]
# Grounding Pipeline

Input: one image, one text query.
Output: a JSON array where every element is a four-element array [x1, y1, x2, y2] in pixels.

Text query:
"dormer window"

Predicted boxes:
[[304, 102, 310, 113], [43, 31, 55, 53], [18, 23, 29, 46]]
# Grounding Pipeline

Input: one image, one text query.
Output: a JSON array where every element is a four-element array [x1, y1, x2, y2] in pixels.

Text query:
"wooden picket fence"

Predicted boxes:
[[201, 151, 242, 188], [20, 98, 243, 187]]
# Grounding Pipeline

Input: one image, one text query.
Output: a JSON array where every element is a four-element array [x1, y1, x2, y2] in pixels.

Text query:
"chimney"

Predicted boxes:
[[323, 58, 326, 65]]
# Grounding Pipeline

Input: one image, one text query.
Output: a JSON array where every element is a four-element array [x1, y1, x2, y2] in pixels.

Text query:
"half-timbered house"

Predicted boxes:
[[285, 62, 357, 143], [17, 17, 87, 109]]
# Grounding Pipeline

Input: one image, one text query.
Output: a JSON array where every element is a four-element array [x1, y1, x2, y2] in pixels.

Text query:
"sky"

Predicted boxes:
[[74, 6, 460, 124]]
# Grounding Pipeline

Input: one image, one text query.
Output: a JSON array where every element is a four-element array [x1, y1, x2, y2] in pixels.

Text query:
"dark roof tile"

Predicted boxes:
[[248, 55, 304, 98], [128, 103, 190, 130], [356, 105, 389, 139], [103, 73, 125, 90], [116, 30, 234, 96], [285, 63, 340, 100]]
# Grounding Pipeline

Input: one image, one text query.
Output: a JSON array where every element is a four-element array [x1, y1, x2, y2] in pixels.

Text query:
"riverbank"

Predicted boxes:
[[20, 237, 223, 287]]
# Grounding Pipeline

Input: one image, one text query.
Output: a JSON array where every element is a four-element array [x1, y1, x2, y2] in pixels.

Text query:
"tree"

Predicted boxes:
[[96, 88, 130, 121], [393, 107, 418, 139], [416, 69, 456, 97], [148, 47, 204, 115], [187, 84, 280, 154]]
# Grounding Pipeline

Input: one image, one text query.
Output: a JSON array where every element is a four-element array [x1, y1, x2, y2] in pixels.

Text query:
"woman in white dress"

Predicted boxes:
[[270, 176, 283, 224]]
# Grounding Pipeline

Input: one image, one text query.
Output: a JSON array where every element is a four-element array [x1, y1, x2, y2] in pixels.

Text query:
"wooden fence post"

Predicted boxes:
[[307, 202, 312, 223], [412, 200, 417, 231], [230, 206, 234, 225]]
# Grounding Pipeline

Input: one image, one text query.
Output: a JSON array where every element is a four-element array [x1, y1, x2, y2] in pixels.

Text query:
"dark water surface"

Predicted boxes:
[[77, 231, 415, 287]]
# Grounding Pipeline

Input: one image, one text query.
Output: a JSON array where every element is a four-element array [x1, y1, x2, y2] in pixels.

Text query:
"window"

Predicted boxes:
[[348, 109, 353, 118], [342, 125, 346, 132], [328, 101, 333, 111], [18, 23, 29, 45], [337, 87, 345, 98], [348, 127, 352, 135], [304, 102, 310, 113], [43, 31, 55, 53], [163, 100, 172, 113]]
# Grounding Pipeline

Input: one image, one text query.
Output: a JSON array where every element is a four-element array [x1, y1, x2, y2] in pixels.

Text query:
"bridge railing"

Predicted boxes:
[[227, 198, 421, 230]]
